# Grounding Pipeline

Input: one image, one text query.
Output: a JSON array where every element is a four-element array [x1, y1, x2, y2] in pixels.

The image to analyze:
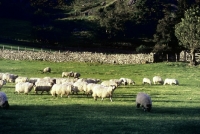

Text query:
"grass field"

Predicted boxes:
[[0, 59, 200, 134]]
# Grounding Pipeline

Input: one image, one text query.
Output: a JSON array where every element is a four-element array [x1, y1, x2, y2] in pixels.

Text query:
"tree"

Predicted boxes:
[[175, 6, 200, 65]]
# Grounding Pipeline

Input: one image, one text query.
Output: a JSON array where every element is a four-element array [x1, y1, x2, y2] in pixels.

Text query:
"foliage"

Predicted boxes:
[[175, 6, 200, 65]]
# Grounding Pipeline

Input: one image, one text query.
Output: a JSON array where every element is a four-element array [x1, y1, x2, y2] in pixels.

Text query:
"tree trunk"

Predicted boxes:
[[190, 49, 197, 66]]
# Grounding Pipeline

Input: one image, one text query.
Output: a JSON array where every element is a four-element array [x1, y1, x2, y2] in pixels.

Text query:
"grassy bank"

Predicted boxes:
[[0, 59, 200, 134]]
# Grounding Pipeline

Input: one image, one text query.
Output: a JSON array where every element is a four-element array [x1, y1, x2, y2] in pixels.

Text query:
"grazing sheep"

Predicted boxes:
[[62, 71, 74, 78], [0, 91, 9, 109], [0, 80, 6, 90], [153, 76, 164, 84], [42, 67, 51, 73], [15, 82, 34, 95], [34, 81, 53, 94], [92, 85, 117, 102], [136, 92, 152, 112], [101, 80, 118, 87], [109, 79, 123, 86], [51, 83, 74, 97], [73, 72, 81, 78], [15, 76, 28, 83], [163, 78, 179, 85], [142, 78, 151, 85], [120, 78, 135, 85], [2, 73, 18, 83]]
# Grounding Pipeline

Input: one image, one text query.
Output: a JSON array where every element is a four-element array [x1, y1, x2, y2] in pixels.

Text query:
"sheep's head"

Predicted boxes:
[[144, 104, 152, 112]]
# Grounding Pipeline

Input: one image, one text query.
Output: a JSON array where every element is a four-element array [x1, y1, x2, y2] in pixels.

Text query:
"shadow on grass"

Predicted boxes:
[[1, 104, 200, 134]]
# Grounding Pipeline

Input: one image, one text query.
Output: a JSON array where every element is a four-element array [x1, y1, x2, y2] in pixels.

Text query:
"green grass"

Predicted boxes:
[[0, 59, 200, 134]]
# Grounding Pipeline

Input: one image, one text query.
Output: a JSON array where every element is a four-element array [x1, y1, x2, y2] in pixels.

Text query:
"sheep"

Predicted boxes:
[[15, 76, 28, 83], [77, 78, 101, 84], [73, 72, 81, 78], [120, 78, 135, 85], [2, 73, 18, 83], [136, 92, 152, 112], [85, 83, 100, 96], [142, 78, 151, 85], [163, 78, 179, 85], [34, 81, 53, 94], [109, 79, 123, 86], [92, 85, 117, 102], [15, 82, 34, 95], [28, 78, 40, 85], [37, 77, 56, 85], [0, 91, 9, 109], [62, 71, 74, 78], [0, 80, 6, 90], [101, 80, 118, 87], [153, 76, 164, 84], [73, 81, 88, 94], [42, 67, 51, 73], [51, 83, 74, 97]]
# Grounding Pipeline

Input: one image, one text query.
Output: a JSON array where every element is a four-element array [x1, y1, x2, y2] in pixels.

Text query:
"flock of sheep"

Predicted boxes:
[[0, 67, 179, 112]]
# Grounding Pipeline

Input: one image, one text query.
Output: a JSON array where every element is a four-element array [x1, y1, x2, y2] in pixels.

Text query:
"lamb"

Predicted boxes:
[[163, 78, 179, 85], [153, 76, 164, 84], [0, 91, 9, 109], [2, 73, 18, 83], [142, 78, 151, 85], [51, 83, 75, 97], [34, 81, 53, 94], [62, 71, 74, 78], [15, 76, 28, 83], [0, 80, 6, 90], [92, 85, 116, 102], [15, 82, 34, 95], [42, 67, 51, 73], [136, 92, 152, 112]]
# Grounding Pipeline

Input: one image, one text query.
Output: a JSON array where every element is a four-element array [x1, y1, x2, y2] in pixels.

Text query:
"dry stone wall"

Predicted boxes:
[[0, 49, 154, 64]]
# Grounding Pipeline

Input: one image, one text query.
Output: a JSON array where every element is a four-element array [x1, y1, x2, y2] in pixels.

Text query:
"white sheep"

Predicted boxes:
[[62, 71, 74, 78], [163, 78, 179, 85], [0, 80, 6, 90], [0, 91, 9, 109], [142, 78, 151, 85], [109, 79, 123, 86], [51, 83, 74, 97], [73, 81, 88, 94], [15, 76, 28, 83], [34, 81, 53, 94], [101, 80, 118, 87], [92, 85, 117, 102], [153, 76, 164, 84], [136, 92, 152, 112], [42, 67, 51, 73], [15, 82, 34, 95], [2, 73, 18, 83], [85, 83, 100, 96]]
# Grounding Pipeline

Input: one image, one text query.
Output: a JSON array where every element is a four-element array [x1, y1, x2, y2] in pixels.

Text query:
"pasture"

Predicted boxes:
[[0, 59, 200, 134]]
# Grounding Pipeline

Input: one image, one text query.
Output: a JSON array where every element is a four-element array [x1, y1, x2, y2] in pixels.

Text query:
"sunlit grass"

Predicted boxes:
[[0, 60, 200, 134]]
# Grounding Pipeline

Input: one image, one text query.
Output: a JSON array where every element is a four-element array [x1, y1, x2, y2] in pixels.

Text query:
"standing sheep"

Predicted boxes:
[[15, 76, 28, 83], [136, 92, 152, 112], [34, 81, 53, 94], [0, 91, 9, 109], [153, 76, 164, 84], [163, 78, 179, 85], [51, 83, 74, 97], [15, 82, 34, 95], [92, 85, 116, 102], [142, 78, 151, 85]]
